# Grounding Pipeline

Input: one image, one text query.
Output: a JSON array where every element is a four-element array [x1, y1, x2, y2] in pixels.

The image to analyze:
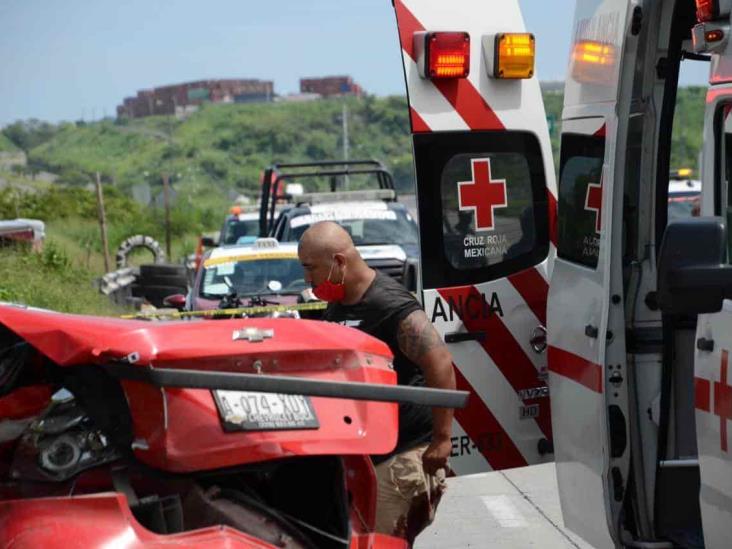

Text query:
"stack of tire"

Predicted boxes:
[[131, 264, 188, 308]]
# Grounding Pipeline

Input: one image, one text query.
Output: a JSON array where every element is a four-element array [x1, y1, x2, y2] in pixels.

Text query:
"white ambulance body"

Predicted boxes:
[[548, 0, 732, 547], [395, 0, 732, 547], [393, 0, 557, 475]]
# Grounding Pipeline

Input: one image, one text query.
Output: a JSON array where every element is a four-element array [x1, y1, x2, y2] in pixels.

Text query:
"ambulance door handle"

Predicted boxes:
[[585, 324, 599, 339], [445, 331, 486, 344], [696, 337, 715, 352]]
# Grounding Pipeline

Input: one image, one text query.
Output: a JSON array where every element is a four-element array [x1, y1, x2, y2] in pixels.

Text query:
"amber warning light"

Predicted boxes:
[[494, 33, 535, 79], [571, 40, 617, 84], [415, 32, 470, 79]]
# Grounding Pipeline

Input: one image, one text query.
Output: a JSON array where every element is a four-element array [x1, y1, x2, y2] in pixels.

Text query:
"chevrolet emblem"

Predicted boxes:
[[232, 327, 274, 342]]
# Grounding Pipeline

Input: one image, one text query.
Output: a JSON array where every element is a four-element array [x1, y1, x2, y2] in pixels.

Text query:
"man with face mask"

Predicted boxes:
[[298, 221, 455, 546]]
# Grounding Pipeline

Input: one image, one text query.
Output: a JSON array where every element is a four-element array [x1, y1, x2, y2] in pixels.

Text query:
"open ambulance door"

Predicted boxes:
[[692, 14, 732, 546], [392, 0, 556, 475], [547, 1, 639, 547]]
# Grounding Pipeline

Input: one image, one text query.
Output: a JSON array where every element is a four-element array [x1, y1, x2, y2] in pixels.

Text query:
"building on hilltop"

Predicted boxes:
[[116, 79, 274, 119], [299, 76, 363, 98]]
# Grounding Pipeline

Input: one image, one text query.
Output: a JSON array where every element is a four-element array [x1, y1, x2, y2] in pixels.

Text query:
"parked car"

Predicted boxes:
[[168, 238, 312, 314], [272, 198, 419, 289], [218, 206, 262, 246]]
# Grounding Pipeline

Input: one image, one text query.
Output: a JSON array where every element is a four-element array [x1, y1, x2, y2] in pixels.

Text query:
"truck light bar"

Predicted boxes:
[[415, 31, 470, 80]]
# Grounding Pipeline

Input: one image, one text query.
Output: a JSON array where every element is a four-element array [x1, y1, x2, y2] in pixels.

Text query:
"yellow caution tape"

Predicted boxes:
[[120, 300, 327, 320]]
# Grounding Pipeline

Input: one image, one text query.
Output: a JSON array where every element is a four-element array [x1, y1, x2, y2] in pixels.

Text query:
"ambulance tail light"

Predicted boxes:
[[415, 32, 470, 80], [493, 33, 535, 79], [696, 0, 732, 22], [696, 0, 717, 22], [692, 21, 729, 52]]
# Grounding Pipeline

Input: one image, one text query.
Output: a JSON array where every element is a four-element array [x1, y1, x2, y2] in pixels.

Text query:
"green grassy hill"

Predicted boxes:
[[4, 88, 707, 197], [16, 96, 413, 196]]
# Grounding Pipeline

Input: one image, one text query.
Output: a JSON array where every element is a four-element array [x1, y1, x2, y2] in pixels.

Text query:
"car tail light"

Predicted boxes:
[[493, 33, 535, 79], [416, 32, 470, 79]]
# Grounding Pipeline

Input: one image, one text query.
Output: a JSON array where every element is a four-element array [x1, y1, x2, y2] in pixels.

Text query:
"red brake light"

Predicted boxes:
[[427, 32, 470, 79], [696, 0, 718, 22]]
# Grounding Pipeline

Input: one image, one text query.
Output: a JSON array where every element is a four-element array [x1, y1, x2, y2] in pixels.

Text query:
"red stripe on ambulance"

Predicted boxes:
[[394, 0, 505, 131], [431, 79, 505, 130], [410, 107, 431, 133], [696, 376, 711, 412], [507, 268, 548, 326], [453, 365, 528, 469], [548, 345, 603, 393], [437, 286, 552, 441]]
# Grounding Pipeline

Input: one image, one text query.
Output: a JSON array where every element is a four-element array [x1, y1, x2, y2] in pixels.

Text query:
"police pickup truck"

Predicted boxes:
[[260, 160, 420, 291]]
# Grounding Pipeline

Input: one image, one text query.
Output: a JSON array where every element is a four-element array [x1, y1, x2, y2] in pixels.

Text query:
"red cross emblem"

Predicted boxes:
[[715, 350, 732, 452], [584, 178, 603, 234], [457, 158, 507, 231]]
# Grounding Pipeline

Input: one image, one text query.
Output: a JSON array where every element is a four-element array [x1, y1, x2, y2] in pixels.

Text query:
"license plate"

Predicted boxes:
[[213, 390, 320, 432]]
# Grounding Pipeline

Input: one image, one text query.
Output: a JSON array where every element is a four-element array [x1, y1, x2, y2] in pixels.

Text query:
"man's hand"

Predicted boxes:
[[422, 435, 452, 474]]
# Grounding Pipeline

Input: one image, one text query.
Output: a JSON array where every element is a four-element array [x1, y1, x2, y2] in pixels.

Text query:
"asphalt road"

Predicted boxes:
[[414, 463, 595, 549]]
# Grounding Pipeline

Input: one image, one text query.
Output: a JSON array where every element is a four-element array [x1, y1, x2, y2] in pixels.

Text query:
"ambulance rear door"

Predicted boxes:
[[693, 13, 732, 546], [547, 1, 638, 547], [393, 0, 556, 475]]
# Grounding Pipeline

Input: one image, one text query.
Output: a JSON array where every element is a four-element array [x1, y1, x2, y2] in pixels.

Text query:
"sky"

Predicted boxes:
[[0, 0, 710, 127]]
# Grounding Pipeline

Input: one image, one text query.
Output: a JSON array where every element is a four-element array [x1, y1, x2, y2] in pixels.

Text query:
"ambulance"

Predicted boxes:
[[394, 0, 732, 547]]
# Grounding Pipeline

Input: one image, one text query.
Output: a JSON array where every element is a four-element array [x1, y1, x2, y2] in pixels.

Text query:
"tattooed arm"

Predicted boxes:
[[397, 309, 455, 473]]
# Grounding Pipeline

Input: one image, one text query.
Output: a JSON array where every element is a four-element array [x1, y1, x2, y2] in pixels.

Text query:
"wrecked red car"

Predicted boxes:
[[0, 304, 465, 548]]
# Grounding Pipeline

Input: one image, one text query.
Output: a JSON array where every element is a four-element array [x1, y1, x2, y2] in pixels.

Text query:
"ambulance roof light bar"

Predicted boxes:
[[414, 31, 470, 79]]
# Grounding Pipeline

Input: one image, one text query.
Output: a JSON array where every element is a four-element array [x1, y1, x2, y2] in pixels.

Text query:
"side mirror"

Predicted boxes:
[[657, 218, 732, 314], [200, 236, 216, 248], [163, 294, 187, 310]]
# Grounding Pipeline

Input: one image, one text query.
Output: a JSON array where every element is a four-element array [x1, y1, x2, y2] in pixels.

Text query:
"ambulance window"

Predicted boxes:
[[412, 131, 549, 289], [557, 133, 605, 268], [440, 153, 536, 270]]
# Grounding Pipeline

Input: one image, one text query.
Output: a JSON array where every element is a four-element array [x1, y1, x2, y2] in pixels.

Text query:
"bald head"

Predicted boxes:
[[299, 221, 355, 261], [298, 221, 374, 303]]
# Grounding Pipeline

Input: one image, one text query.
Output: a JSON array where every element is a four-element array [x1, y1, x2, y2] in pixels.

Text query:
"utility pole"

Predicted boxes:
[[162, 173, 172, 259], [95, 172, 112, 273], [342, 102, 350, 190]]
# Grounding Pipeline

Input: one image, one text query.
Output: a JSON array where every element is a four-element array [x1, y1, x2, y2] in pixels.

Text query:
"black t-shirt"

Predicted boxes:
[[323, 271, 433, 462]]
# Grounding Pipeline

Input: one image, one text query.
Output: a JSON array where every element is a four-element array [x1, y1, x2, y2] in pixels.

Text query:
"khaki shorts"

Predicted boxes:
[[373, 443, 447, 544]]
